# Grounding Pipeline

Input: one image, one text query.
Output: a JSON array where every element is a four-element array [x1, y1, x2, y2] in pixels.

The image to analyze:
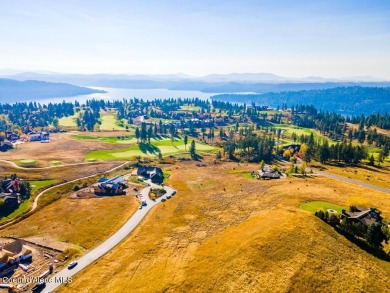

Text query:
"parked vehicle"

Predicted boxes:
[[166, 195, 172, 199], [139, 205, 142, 209], [68, 261, 78, 269], [31, 281, 45, 292], [142, 199, 147, 206], [161, 198, 166, 202], [172, 190, 176, 195]]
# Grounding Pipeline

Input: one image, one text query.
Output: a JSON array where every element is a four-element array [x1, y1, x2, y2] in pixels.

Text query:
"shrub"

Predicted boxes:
[[73, 185, 80, 191]]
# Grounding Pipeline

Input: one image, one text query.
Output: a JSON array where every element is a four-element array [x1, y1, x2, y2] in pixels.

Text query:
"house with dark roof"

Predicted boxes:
[[255, 166, 283, 180], [137, 165, 164, 184], [341, 207, 382, 227], [0, 193, 20, 209], [92, 176, 128, 195], [0, 142, 13, 152], [29, 131, 50, 142], [5, 131, 19, 142], [1, 178, 21, 193]]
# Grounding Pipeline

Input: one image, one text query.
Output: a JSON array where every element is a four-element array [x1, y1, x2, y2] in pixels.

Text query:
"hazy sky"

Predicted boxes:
[[1, 0, 389, 78]]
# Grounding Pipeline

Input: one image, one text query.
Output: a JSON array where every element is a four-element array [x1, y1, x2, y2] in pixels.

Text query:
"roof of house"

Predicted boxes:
[[0, 192, 19, 200], [261, 172, 281, 178], [342, 208, 381, 226]]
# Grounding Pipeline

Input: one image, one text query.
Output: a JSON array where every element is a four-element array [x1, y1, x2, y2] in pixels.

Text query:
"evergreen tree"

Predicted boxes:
[[135, 128, 140, 143], [184, 134, 188, 151], [190, 140, 196, 159], [366, 223, 385, 247]]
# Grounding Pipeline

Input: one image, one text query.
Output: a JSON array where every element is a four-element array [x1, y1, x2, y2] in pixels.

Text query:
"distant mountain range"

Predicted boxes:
[[0, 70, 390, 110], [1, 71, 389, 95], [1, 70, 388, 84], [0, 78, 105, 102]]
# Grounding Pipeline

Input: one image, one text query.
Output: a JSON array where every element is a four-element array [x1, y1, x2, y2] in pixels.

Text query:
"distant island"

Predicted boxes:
[[0, 78, 106, 102]]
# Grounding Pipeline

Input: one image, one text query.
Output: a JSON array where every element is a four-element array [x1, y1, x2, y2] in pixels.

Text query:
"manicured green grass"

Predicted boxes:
[[16, 159, 37, 167], [180, 105, 202, 111], [259, 110, 280, 115], [0, 200, 30, 223], [0, 179, 58, 223], [271, 124, 332, 145], [29, 179, 59, 194], [100, 114, 127, 131], [73, 134, 136, 144], [58, 112, 81, 128], [86, 138, 217, 160], [300, 201, 346, 214]]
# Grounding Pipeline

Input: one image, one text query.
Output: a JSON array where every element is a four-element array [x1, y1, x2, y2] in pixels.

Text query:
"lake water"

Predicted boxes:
[[31, 87, 216, 105]]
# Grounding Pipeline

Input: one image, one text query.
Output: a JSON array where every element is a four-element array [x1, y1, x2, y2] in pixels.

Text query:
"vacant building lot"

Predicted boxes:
[[58, 159, 390, 293], [1, 193, 138, 252]]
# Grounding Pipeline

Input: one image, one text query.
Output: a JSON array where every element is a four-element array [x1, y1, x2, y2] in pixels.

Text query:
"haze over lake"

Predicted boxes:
[[24, 87, 216, 104]]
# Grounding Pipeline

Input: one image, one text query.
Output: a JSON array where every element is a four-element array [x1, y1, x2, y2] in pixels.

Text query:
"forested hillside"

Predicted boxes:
[[0, 78, 105, 101], [212, 87, 390, 115]]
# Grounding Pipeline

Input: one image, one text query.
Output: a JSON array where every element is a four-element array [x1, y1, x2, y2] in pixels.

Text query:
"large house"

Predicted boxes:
[[0, 142, 13, 152], [5, 131, 19, 142], [92, 176, 128, 195], [255, 166, 282, 180], [29, 131, 50, 142], [137, 165, 164, 184], [341, 207, 382, 227], [0, 239, 33, 271], [0, 193, 20, 209], [1, 178, 21, 193]]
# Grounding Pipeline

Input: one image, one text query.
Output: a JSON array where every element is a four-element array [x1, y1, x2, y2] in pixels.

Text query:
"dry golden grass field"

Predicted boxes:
[[1, 194, 138, 253], [0, 160, 124, 181], [57, 159, 390, 293], [312, 163, 390, 189]]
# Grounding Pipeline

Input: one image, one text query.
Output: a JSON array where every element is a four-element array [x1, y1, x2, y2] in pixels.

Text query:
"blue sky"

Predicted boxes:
[[0, 0, 389, 78]]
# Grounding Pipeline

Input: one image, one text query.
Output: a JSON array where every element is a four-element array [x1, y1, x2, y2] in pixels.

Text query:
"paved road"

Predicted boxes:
[[317, 171, 390, 194], [0, 162, 129, 230], [278, 156, 390, 194], [43, 181, 175, 292]]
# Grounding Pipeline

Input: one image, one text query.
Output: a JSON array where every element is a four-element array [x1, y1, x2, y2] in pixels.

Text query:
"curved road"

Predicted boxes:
[[43, 181, 175, 292], [0, 162, 129, 230]]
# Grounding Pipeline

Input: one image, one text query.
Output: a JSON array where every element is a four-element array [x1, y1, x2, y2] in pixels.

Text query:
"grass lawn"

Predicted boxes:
[[300, 201, 346, 214], [2, 195, 138, 250], [50, 160, 63, 166], [73, 134, 136, 144], [0, 200, 30, 223], [16, 159, 38, 167], [259, 110, 280, 115], [29, 179, 59, 194], [100, 114, 127, 131], [271, 124, 333, 145], [180, 105, 202, 111], [85, 138, 217, 160], [58, 112, 81, 128]]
